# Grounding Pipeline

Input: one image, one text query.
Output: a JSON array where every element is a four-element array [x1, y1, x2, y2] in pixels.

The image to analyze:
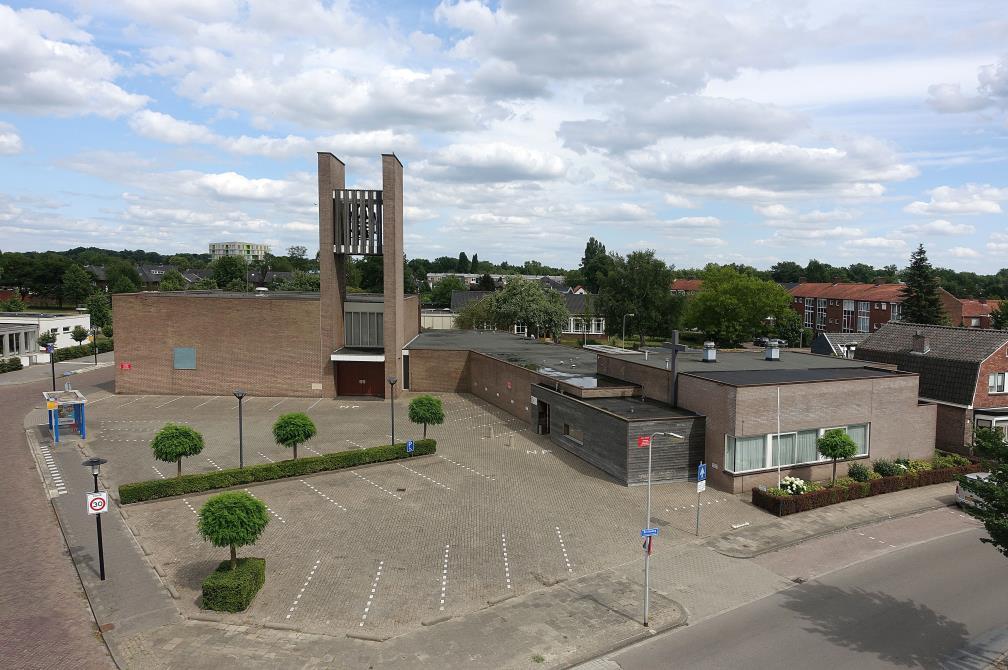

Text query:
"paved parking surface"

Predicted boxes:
[[86, 391, 771, 638]]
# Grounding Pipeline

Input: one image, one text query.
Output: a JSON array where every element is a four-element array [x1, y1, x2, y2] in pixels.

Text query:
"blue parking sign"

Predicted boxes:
[[698, 463, 707, 481], [406, 440, 414, 453]]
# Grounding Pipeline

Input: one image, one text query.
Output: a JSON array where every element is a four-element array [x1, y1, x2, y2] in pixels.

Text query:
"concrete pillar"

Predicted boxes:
[[382, 154, 405, 399], [318, 152, 346, 398], [1, 332, 7, 356]]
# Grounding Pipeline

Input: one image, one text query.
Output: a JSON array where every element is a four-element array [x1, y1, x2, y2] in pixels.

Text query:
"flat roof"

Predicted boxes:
[[605, 347, 871, 373], [0, 312, 84, 319], [682, 366, 901, 386], [579, 395, 697, 420], [110, 291, 409, 302]]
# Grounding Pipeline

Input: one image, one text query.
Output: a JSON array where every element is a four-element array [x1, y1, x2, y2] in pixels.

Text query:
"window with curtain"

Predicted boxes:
[[846, 423, 869, 456], [795, 429, 819, 463], [771, 432, 797, 467], [726, 435, 766, 472]]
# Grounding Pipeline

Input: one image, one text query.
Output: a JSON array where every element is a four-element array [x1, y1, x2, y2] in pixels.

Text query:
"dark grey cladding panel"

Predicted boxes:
[[626, 418, 705, 485]]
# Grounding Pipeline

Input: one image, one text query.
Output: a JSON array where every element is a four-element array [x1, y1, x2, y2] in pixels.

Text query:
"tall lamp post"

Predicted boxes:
[[82, 457, 108, 581], [622, 313, 635, 350], [233, 389, 246, 468], [642, 430, 683, 627], [92, 327, 99, 365], [387, 376, 398, 445]]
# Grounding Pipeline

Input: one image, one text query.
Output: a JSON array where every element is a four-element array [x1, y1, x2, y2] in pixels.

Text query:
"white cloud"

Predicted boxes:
[[663, 194, 697, 209], [0, 122, 23, 154], [905, 184, 1008, 215], [421, 142, 566, 183], [845, 236, 907, 250], [129, 110, 217, 144], [927, 55, 1008, 114], [947, 246, 980, 258], [900, 219, 976, 236], [667, 216, 721, 229]]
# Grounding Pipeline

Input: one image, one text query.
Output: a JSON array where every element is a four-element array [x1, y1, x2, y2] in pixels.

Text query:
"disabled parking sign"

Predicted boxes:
[[406, 440, 414, 454]]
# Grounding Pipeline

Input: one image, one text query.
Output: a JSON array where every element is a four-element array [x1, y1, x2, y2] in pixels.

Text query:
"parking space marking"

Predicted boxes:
[[39, 442, 67, 495], [155, 396, 182, 408], [304, 445, 322, 456], [182, 498, 199, 516], [359, 560, 384, 626], [351, 471, 402, 499], [666, 497, 728, 513], [347, 439, 366, 449], [286, 556, 322, 620], [151, 466, 166, 479], [501, 532, 512, 589], [193, 396, 219, 409], [307, 399, 322, 411], [244, 488, 286, 524], [300, 480, 347, 511], [267, 399, 286, 411], [258, 452, 276, 463], [206, 458, 223, 471], [555, 526, 573, 573], [118, 396, 146, 409], [398, 463, 451, 490], [439, 545, 450, 611], [438, 455, 495, 481]]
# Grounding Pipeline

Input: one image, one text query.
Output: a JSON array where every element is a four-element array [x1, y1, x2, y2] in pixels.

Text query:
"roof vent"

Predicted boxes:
[[702, 341, 717, 363], [912, 330, 930, 355], [765, 340, 781, 361], [665, 357, 671, 370]]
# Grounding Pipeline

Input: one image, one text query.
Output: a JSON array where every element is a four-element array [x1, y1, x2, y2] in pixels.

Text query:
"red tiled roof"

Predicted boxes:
[[788, 282, 905, 301], [671, 279, 703, 291], [961, 299, 1001, 318]]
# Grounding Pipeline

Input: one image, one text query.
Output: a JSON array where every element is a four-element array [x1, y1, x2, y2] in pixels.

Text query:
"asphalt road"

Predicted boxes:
[[606, 528, 1008, 669]]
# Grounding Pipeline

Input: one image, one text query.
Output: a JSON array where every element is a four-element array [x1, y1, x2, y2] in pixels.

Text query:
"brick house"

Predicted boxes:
[[939, 288, 1001, 329], [788, 280, 905, 334], [450, 290, 605, 336], [670, 278, 703, 295], [855, 321, 1008, 454]]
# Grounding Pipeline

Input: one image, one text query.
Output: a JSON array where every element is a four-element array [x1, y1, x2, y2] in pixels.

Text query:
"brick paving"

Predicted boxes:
[[0, 367, 114, 669]]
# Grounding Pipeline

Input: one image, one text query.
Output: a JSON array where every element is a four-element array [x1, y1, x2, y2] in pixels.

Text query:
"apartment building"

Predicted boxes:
[[208, 241, 271, 261], [789, 280, 905, 334]]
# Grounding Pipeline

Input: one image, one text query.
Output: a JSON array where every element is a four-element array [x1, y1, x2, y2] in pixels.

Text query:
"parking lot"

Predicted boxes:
[[84, 391, 771, 638]]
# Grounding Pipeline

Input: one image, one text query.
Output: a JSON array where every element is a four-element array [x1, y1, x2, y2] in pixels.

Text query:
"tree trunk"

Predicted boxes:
[[832, 458, 837, 484], [177, 459, 182, 478], [293, 443, 298, 460], [230, 544, 237, 570], [423, 423, 427, 439]]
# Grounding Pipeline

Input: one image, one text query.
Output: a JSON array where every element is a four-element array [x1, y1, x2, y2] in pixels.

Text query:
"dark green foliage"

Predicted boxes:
[[202, 558, 266, 612], [900, 244, 946, 325], [872, 458, 903, 477], [408, 395, 445, 438], [961, 427, 1008, 558], [198, 491, 269, 570], [753, 463, 980, 516], [817, 428, 859, 484], [158, 269, 187, 291], [61, 264, 94, 305], [119, 440, 437, 503], [37, 330, 56, 348], [847, 462, 872, 482], [86, 293, 112, 332], [457, 252, 470, 273], [682, 264, 791, 346], [773, 310, 803, 347], [476, 273, 496, 291], [151, 423, 205, 477], [597, 250, 678, 345], [212, 255, 247, 287], [272, 412, 317, 460], [53, 338, 113, 361], [991, 303, 1008, 330], [580, 237, 614, 294], [107, 260, 141, 294], [933, 452, 971, 469], [275, 271, 320, 291], [191, 278, 218, 290], [430, 275, 467, 308], [0, 295, 26, 311], [71, 325, 89, 345], [0, 357, 24, 373], [224, 278, 247, 292]]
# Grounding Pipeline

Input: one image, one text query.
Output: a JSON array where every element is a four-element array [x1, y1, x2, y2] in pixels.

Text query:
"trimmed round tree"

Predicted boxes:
[[71, 325, 89, 346], [197, 491, 269, 570], [408, 395, 445, 439], [817, 428, 859, 484], [272, 412, 316, 460], [151, 423, 205, 477]]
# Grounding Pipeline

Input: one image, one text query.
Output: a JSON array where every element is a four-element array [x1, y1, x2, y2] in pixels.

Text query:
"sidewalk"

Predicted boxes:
[[0, 351, 115, 386]]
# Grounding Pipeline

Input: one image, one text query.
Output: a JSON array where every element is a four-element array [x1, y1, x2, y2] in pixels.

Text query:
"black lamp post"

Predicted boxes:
[[82, 457, 108, 581], [233, 389, 246, 468], [92, 327, 99, 365], [387, 375, 398, 445]]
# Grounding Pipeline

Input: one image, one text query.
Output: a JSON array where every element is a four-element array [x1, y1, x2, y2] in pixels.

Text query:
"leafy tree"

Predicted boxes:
[[168, 254, 194, 271], [151, 423, 205, 477], [580, 237, 615, 294], [272, 412, 317, 460], [275, 271, 320, 291], [773, 309, 803, 347], [197, 491, 269, 570], [358, 255, 384, 292], [212, 255, 247, 288], [287, 245, 308, 271], [900, 244, 946, 324], [769, 260, 803, 284], [107, 260, 141, 294], [71, 325, 89, 346], [109, 275, 139, 294], [0, 296, 26, 311], [961, 427, 1008, 558], [62, 264, 94, 305], [457, 252, 470, 273], [455, 294, 496, 329], [817, 428, 859, 484], [991, 302, 1008, 330], [408, 395, 445, 438], [158, 269, 187, 291], [345, 257, 364, 289], [477, 273, 496, 291], [490, 275, 569, 338], [431, 275, 467, 308], [598, 250, 676, 346], [37, 331, 56, 348], [224, 278, 247, 292], [470, 253, 480, 273], [192, 277, 218, 290], [682, 265, 792, 346]]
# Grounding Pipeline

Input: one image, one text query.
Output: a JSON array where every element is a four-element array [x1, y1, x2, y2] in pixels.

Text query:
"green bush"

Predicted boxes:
[[872, 458, 903, 477], [201, 558, 265, 612], [0, 357, 24, 373], [53, 338, 113, 361], [848, 462, 872, 482], [907, 459, 933, 474], [120, 439, 437, 504], [830, 476, 858, 489], [933, 453, 970, 469], [804, 481, 826, 493]]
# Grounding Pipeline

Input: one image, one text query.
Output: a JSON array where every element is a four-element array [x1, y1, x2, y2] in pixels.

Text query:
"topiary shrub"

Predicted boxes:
[[831, 476, 858, 488], [198, 491, 269, 570], [848, 462, 872, 482], [151, 423, 205, 477], [272, 413, 316, 460], [408, 395, 445, 438], [201, 558, 266, 612]]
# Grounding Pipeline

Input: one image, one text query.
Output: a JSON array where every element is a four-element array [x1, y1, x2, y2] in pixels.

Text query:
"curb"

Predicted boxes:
[[421, 614, 453, 626], [488, 592, 515, 605], [558, 601, 688, 670], [263, 622, 300, 632], [346, 630, 389, 642], [189, 613, 224, 623]]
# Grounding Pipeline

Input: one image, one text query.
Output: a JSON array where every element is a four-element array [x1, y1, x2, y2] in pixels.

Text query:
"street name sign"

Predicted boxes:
[[640, 527, 659, 537]]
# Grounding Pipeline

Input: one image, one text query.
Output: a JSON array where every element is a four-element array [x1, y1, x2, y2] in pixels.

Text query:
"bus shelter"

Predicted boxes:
[[43, 389, 87, 443]]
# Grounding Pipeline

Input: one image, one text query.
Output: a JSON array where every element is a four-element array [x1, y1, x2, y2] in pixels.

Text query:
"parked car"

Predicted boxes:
[[955, 472, 991, 507], [753, 336, 770, 347]]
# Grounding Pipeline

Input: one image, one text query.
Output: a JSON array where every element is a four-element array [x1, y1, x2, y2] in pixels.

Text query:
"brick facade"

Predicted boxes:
[[407, 349, 471, 392], [113, 293, 321, 396], [596, 355, 675, 404], [972, 342, 1008, 409], [934, 403, 971, 454]]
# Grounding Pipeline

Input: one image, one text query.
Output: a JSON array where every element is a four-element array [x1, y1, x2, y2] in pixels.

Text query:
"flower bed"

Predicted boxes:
[[752, 463, 981, 516]]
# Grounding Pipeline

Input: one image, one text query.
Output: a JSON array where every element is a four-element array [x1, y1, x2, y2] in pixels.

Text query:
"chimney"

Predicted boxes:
[[911, 330, 930, 355], [702, 341, 717, 363], [764, 339, 781, 361], [799, 277, 807, 284], [873, 277, 883, 286]]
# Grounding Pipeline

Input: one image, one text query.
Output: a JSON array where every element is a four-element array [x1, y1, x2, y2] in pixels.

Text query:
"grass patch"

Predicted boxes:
[[201, 557, 265, 612], [119, 439, 436, 504]]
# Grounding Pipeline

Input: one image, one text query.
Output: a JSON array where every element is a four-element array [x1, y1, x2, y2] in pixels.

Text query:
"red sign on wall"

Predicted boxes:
[[120, 362, 132, 370], [637, 436, 651, 448], [506, 381, 512, 390]]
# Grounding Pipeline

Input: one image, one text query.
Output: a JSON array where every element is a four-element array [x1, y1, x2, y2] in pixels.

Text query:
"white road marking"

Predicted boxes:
[[38, 442, 67, 495], [307, 399, 322, 411], [193, 396, 219, 409], [118, 396, 146, 408], [258, 452, 276, 463], [347, 439, 366, 449], [501, 532, 512, 589], [286, 556, 322, 620], [267, 399, 286, 411], [555, 526, 573, 573], [155, 396, 182, 408], [300, 480, 347, 511], [351, 471, 401, 499], [304, 445, 322, 456], [244, 488, 285, 523], [438, 455, 494, 481], [439, 544, 450, 611], [206, 458, 223, 471], [151, 466, 166, 479], [359, 560, 384, 626], [183, 498, 199, 516], [398, 463, 451, 490]]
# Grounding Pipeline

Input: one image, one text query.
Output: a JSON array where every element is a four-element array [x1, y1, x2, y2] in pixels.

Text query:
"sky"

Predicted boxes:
[[0, 1, 1006, 272]]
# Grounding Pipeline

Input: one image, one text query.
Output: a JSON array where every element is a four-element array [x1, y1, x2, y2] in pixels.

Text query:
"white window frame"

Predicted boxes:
[[725, 423, 870, 474], [989, 372, 1007, 394], [857, 301, 870, 333], [804, 298, 815, 328]]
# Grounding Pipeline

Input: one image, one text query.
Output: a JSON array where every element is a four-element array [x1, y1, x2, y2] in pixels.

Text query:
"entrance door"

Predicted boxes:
[[336, 361, 385, 397], [537, 401, 550, 435]]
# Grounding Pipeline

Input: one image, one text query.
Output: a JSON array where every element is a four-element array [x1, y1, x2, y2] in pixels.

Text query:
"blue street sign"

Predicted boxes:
[[406, 440, 415, 453], [641, 528, 659, 537], [698, 463, 707, 482], [46, 344, 54, 353]]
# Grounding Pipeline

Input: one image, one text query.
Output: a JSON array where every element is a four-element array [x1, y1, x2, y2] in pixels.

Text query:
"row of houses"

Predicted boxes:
[[83, 264, 297, 292]]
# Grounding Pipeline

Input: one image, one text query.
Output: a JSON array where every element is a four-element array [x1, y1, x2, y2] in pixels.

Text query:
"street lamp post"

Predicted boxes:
[[233, 389, 246, 468], [387, 376, 398, 445], [643, 430, 683, 627], [82, 457, 108, 581], [623, 313, 635, 350], [47, 343, 56, 391], [92, 328, 99, 365]]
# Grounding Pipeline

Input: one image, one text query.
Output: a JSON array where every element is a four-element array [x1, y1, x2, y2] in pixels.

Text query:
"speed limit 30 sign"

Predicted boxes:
[[87, 491, 108, 515]]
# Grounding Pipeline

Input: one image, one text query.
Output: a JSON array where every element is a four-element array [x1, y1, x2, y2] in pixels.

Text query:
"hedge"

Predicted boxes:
[[202, 558, 265, 612], [0, 357, 24, 373], [54, 338, 113, 362], [752, 463, 981, 516], [119, 439, 436, 504]]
